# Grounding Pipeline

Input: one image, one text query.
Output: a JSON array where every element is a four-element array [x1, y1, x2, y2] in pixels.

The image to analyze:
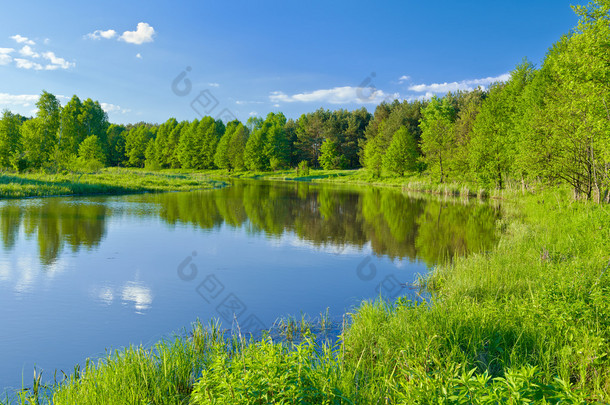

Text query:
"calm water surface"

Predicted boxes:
[[0, 180, 500, 392]]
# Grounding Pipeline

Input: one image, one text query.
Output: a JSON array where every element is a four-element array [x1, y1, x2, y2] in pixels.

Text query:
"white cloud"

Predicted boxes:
[[119, 22, 155, 45], [273, 103, 280, 108], [249, 111, 258, 116], [42, 51, 75, 69], [408, 73, 511, 94], [85, 29, 117, 40], [135, 53, 142, 59], [14, 58, 43, 70], [19, 45, 39, 58], [208, 82, 220, 87], [270, 86, 399, 104], [0, 93, 39, 107], [398, 75, 411, 84], [101, 102, 131, 114], [0, 48, 14, 65], [2, 42, 74, 71], [10, 34, 35, 45], [235, 100, 264, 105]]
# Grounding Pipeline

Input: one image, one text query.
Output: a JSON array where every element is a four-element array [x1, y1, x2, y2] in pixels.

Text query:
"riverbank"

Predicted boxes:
[[0, 167, 511, 200], [220, 168, 519, 200], [7, 181, 608, 404], [0, 168, 224, 199]]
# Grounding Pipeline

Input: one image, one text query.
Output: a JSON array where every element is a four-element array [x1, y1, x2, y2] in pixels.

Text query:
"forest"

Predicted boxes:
[[1, 2, 609, 202]]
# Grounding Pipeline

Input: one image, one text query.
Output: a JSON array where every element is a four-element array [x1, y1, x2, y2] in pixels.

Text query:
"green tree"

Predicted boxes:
[[228, 123, 249, 171], [263, 112, 290, 170], [451, 89, 485, 177], [362, 128, 385, 177], [214, 120, 239, 170], [382, 126, 418, 176], [319, 139, 346, 170], [22, 91, 61, 168], [125, 125, 155, 167], [470, 62, 532, 189], [244, 126, 267, 171], [177, 117, 224, 169], [295, 109, 327, 167], [77, 135, 105, 172], [57, 95, 84, 161], [144, 138, 160, 169], [419, 96, 456, 183], [0, 110, 22, 167], [106, 124, 128, 166], [154, 118, 178, 168]]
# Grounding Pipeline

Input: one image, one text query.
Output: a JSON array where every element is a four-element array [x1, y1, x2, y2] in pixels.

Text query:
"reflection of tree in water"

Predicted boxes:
[[0, 203, 22, 250], [415, 201, 500, 265], [153, 180, 501, 266], [0, 181, 501, 267], [0, 200, 107, 265]]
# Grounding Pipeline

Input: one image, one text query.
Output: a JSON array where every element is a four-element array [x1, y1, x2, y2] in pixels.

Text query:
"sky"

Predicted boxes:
[[0, 0, 583, 125]]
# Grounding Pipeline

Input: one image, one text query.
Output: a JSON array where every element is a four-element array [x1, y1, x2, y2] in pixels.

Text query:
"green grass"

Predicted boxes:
[[4, 179, 610, 404], [0, 168, 224, 199]]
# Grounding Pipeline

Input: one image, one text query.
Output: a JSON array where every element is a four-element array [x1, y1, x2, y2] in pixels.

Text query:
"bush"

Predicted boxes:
[[297, 160, 310, 176]]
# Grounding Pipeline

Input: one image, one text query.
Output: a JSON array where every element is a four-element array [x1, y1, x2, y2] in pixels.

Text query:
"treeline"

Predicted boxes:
[[0, 100, 373, 174], [1, 2, 609, 199]]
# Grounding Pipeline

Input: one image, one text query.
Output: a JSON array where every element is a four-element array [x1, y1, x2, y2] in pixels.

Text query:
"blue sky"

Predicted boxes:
[[0, 0, 581, 124]]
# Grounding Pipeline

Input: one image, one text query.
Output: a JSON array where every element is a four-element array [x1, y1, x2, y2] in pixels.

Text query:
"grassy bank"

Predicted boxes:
[[7, 186, 609, 404], [0, 168, 224, 199]]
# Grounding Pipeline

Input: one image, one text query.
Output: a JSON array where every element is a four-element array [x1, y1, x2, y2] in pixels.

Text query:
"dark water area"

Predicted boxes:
[[0, 180, 500, 393]]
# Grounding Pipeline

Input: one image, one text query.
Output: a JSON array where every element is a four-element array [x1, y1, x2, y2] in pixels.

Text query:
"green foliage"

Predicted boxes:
[[297, 160, 310, 176], [295, 108, 370, 169], [419, 96, 456, 183], [125, 125, 155, 167], [263, 112, 290, 170], [470, 61, 533, 189], [144, 138, 160, 170], [382, 126, 418, 176], [244, 125, 267, 171], [319, 138, 346, 170], [0, 168, 222, 199], [177, 117, 223, 170], [0, 110, 22, 168], [214, 121, 234, 170], [244, 113, 290, 171], [190, 337, 343, 405], [227, 123, 248, 171], [77, 135, 105, 172], [153, 118, 178, 168], [105, 124, 128, 167]]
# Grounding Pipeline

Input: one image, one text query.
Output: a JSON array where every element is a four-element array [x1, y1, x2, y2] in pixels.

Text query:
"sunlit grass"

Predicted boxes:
[[0, 168, 224, 198]]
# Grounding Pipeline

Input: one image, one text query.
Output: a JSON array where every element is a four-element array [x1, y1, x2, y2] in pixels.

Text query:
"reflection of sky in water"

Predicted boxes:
[[0, 183, 500, 395], [92, 281, 154, 314], [121, 281, 154, 313]]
